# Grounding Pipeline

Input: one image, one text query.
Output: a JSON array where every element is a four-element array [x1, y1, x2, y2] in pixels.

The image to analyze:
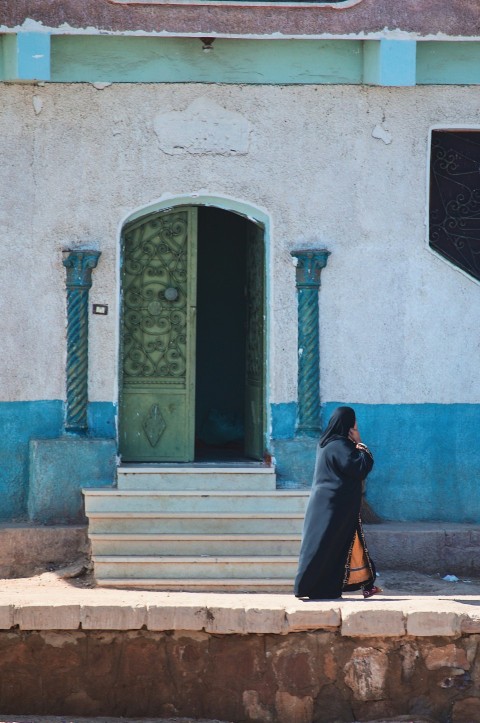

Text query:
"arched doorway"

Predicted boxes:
[[119, 204, 266, 463]]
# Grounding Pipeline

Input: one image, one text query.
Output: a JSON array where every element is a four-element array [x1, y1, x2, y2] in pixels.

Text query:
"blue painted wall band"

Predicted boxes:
[[273, 401, 480, 524], [0, 399, 479, 523]]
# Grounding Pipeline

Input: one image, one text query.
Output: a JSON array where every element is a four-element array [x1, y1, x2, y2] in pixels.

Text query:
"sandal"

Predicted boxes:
[[363, 585, 383, 599]]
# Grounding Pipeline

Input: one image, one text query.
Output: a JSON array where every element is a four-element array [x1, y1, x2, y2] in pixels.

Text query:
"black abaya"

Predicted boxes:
[[294, 436, 375, 599]]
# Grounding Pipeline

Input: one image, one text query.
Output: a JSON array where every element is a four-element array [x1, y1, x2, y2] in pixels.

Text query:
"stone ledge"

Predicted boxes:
[[341, 607, 405, 637], [406, 610, 462, 637], [0, 591, 478, 638], [0, 524, 89, 578]]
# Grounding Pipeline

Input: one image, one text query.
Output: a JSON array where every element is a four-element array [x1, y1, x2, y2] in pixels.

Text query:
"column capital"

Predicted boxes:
[[291, 249, 330, 287], [63, 250, 101, 289]]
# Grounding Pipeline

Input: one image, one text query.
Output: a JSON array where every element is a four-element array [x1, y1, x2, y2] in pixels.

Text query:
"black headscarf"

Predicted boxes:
[[319, 406, 356, 447]]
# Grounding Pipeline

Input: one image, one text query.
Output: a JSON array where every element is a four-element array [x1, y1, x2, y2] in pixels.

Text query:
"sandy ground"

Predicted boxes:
[[1, 562, 480, 599]]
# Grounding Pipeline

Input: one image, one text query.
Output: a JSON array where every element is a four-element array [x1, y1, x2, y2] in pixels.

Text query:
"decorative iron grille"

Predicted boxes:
[[429, 130, 480, 282], [122, 211, 189, 380]]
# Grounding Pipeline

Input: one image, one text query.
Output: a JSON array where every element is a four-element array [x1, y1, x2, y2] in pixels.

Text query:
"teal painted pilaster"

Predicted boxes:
[[363, 39, 416, 87], [2, 32, 51, 81], [417, 42, 480, 85], [63, 251, 101, 434], [291, 249, 330, 437]]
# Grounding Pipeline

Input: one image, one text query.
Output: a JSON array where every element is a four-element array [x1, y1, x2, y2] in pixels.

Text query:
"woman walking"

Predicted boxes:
[[294, 406, 382, 600]]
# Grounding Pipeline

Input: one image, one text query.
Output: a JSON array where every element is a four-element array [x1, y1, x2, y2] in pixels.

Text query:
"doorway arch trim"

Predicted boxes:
[[116, 193, 272, 458]]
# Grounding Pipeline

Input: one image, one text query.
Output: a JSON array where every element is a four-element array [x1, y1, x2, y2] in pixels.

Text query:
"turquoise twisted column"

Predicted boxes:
[[291, 249, 330, 437], [63, 251, 101, 434]]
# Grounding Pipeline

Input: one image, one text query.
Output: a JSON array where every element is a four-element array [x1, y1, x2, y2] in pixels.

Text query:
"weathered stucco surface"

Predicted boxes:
[[1, 82, 479, 406], [2, 0, 480, 38]]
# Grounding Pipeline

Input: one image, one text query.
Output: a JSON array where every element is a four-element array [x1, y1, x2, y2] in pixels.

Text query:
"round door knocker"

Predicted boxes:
[[164, 287, 179, 301]]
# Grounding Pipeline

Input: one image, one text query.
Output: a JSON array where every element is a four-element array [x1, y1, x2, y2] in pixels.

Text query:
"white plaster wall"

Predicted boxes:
[[0, 83, 479, 405]]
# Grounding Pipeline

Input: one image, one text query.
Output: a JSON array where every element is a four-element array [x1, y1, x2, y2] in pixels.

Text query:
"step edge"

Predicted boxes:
[[117, 467, 275, 474], [89, 532, 301, 542], [93, 555, 299, 562], [95, 578, 294, 585], [84, 490, 307, 497], [87, 512, 305, 519]]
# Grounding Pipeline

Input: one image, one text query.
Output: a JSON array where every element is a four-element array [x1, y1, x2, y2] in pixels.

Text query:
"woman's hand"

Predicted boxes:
[[348, 426, 361, 445]]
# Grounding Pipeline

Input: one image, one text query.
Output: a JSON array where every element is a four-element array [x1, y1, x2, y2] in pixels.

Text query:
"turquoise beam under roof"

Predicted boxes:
[[0, 34, 479, 86], [2, 32, 51, 81]]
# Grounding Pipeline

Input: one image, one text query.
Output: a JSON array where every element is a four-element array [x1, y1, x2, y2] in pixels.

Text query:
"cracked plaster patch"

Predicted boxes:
[[32, 95, 43, 115], [372, 123, 392, 144], [153, 97, 251, 155]]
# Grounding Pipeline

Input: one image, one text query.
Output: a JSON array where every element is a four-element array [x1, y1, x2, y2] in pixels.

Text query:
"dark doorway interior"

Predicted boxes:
[[195, 207, 248, 460]]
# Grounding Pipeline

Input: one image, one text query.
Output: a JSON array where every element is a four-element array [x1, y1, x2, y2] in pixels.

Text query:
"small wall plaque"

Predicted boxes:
[[93, 304, 109, 315]]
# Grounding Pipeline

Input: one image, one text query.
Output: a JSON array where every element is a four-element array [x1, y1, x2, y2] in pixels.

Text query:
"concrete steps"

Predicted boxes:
[[84, 490, 307, 514], [88, 533, 301, 556], [87, 512, 305, 535], [84, 465, 309, 591], [117, 465, 276, 491], [93, 555, 299, 579], [96, 578, 295, 592]]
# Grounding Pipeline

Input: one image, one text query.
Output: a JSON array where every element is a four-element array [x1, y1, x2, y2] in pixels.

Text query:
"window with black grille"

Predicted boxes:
[[429, 130, 480, 282]]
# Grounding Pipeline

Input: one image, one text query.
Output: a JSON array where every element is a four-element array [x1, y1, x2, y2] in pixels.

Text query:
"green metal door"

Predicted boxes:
[[119, 207, 197, 462], [244, 223, 266, 461]]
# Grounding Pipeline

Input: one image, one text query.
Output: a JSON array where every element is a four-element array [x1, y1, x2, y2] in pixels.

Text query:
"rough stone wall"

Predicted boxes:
[[0, 629, 479, 722]]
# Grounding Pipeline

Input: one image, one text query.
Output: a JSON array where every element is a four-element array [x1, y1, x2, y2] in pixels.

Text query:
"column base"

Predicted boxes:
[[272, 437, 318, 489], [28, 437, 117, 524]]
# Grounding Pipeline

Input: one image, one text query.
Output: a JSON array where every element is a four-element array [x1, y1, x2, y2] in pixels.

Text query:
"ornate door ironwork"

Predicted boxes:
[[245, 223, 265, 461], [430, 130, 480, 282], [120, 208, 197, 461]]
